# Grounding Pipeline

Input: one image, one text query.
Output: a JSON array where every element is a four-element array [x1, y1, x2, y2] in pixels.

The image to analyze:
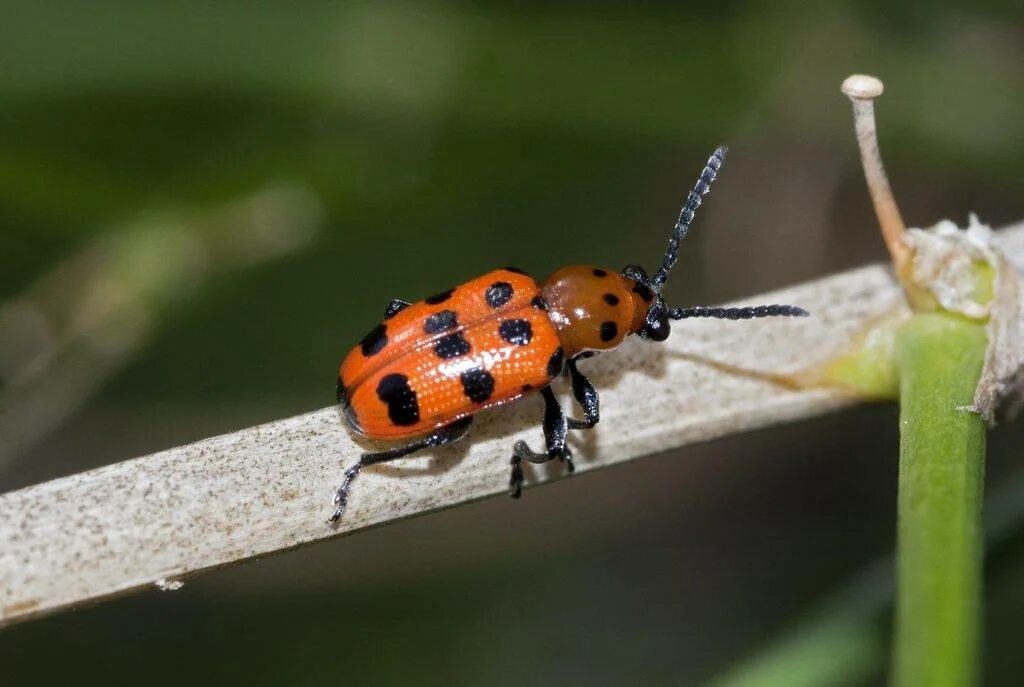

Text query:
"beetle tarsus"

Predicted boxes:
[[508, 437, 573, 499], [509, 457, 524, 498], [506, 386, 575, 498], [329, 463, 363, 524], [329, 418, 474, 524]]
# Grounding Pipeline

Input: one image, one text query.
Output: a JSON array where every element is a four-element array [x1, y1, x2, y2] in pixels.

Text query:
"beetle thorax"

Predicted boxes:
[[540, 265, 651, 357]]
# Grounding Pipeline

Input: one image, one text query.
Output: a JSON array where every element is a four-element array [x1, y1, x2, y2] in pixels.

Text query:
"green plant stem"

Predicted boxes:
[[894, 313, 987, 687]]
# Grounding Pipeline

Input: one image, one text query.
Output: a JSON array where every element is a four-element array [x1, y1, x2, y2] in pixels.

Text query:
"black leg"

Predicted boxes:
[[568, 351, 598, 368], [384, 298, 412, 319], [330, 417, 473, 523], [509, 386, 573, 498], [565, 358, 600, 430]]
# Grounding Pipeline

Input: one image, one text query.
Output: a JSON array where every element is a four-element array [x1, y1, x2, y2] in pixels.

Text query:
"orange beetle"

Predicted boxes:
[[331, 147, 807, 522]]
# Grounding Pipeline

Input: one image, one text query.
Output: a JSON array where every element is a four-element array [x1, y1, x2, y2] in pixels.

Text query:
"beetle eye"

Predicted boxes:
[[640, 308, 670, 342]]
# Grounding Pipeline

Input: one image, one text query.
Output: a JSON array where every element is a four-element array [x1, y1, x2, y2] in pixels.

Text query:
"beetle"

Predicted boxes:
[[330, 146, 807, 522]]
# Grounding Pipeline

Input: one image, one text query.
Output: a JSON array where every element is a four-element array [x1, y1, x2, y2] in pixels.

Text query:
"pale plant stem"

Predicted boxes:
[[848, 98, 910, 273], [0, 222, 1020, 630]]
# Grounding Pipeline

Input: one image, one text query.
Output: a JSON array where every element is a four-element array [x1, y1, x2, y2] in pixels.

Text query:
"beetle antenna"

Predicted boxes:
[[667, 304, 809, 320], [650, 145, 728, 292]]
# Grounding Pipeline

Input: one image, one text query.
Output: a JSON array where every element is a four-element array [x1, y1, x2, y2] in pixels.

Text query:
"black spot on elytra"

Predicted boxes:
[[600, 321, 618, 342], [631, 283, 654, 303], [603, 293, 620, 306], [503, 266, 527, 275], [376, 373, 419, 426], [531, 295, 548, 311], [521, 384, 534, 393], [425, 288, 454, 305], [485, 281, 513, 308], [592, 268, 608, 277], [424, 309, 458, 334], [360, 323, 388, 356], [460, 367, 495, 403], [434, 332, 471, 359], [498, 318, 533, 345], [547, 347, 564, 377]]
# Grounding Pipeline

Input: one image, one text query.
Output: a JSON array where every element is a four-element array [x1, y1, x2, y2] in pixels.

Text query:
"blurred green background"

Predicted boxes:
[[1, 1, 1022, 685]]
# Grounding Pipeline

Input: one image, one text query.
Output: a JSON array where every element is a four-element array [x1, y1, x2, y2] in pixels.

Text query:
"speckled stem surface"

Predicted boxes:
[[2, 222, 1022, 628]]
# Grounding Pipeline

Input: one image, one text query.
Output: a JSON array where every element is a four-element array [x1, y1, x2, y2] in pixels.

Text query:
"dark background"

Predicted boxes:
[[1, 2, 1022, 685]]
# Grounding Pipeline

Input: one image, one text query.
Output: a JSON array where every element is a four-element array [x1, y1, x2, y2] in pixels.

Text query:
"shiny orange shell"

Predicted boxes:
[[338, 268, 564, 440]]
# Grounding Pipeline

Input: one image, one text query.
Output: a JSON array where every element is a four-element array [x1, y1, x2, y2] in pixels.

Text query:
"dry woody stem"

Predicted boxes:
[[1, 222, 1022, 629]]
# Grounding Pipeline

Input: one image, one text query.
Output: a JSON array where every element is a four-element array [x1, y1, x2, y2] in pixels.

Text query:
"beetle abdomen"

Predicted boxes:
[[339, 269, 563, 440]]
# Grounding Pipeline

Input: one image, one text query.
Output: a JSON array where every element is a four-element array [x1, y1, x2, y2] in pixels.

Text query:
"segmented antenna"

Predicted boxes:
[[668, 304, 809, 320], [650, 145, 728, 292]]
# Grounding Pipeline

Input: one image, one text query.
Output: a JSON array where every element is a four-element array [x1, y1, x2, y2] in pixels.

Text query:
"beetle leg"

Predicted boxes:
[[565, 358, 600, 430], [509, 386, 573, 498], [563, 351, 595, 377], [383, 298, 412, 319], [329, 416, 473, 524]]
